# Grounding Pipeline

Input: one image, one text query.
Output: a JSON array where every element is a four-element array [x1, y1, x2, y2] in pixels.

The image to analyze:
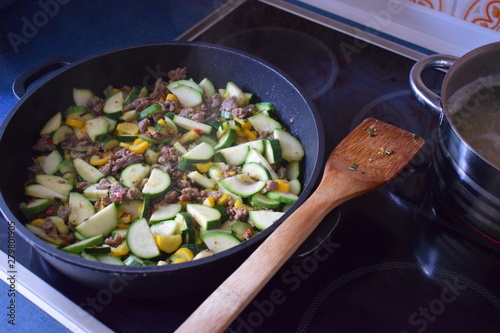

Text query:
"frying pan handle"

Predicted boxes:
[[12, 56, 77, 99], [409, 54, 457, 116]]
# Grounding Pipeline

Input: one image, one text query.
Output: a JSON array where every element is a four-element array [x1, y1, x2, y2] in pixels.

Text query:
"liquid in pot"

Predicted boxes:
[[448, 77, 500, 169]]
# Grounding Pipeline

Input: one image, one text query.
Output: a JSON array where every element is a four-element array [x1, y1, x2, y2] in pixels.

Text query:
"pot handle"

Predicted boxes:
[[12, 56, 77, 99], [409, 54, 458, 116]]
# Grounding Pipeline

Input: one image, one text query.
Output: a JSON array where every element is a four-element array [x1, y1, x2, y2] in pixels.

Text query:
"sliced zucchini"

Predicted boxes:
[[85, 117, 111, 142], [25, 224, 64, 245], [251, 193, 282, 209], [84, 246, 112, 255], [202, 231, 241, 253], [19, 198, 51, 216], [286, 160, 300, 180], [61, 234, 104, 253], [216, 139, 265, 166], [173, 115, 212, 135], [127, 217, 160, 259], [188, 170, 216, 189], [142, 167, 171, 198], [288, 178, 301, 196], [248, 112, 282, 133], [199, 77, 216, 102], [25, 184, 68, 202], [40, 112, 62, 136], [161, 116, 178, 135], [73, 158, 105, 184], [138, 103, 162, 120], [96, 254, 124, 265], [186, 204, 222, 230], [231, 221, 254, 241], [99, 137, 120, 150], [64, 105, 94, 121], [40, 150, 63, 175], [225, 81, 246, 106], [150, 220, 180, 237], [182, 142, 215, 163], [241, 162, 271, 181], [266, 191, 299, 204], [52, 125, 73, 145], [124, 255, 145, 266], [103, 91, 123, 119], [213, 128, 236, 150], [81, 251, 99, 262], [170, 84, 203, 108], [123, 86, 140, 105], [264, 139, 282, 164], [274, 128, 304, 162], [35, 174, 73, 196], [244, 148, 279, 179], [68, 192, 95, 225], [120, 163, 151, 188], [75, 202, 118, 238], [83, 183, 109, 201], [175, 212, 196, 244], [219, 174, 266, 198], [249, 210, 285, 231], [168, 79, 203, 93], [73, 88, 94, 106]]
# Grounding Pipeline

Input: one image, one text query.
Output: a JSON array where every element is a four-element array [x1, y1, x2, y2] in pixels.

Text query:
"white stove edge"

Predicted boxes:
[[0, 250, 113, 333], [299, 0, 499, 57]]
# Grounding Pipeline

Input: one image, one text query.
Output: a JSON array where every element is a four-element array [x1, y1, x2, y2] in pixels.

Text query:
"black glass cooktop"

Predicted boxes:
[[2, 1, 499, 332]]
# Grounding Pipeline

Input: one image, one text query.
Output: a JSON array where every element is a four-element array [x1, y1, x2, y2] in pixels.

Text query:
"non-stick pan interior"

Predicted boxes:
[[0, 42, 324, 294]]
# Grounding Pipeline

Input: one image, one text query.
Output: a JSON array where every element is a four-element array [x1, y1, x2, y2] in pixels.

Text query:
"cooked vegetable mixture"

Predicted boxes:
[[20, 67, 305, 266]]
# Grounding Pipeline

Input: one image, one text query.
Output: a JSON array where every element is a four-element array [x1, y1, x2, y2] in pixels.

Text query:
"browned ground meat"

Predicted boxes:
[[258, 131, 273, 140], [104, 234, 124, 247], [261, 180, 278, 194], [178, 107, 197, 118], [228, 206, 249, 221], [168, 67, 187, 81], [211, 93, 223, 109], [96, 178, 112, 189], [132, 97, 154, 113], [231, 106, 255, 119], [87, 96, 104, 113], [33, 136, 56, 151], [56, 205, 71, 222], [274, 165, 287, 180], [160, 190, 179, 204], [221, 165, 242, 179], [75, 181, 92, 191], [178, 187, 206, 203], [41, 219, 58, 239], [207, 190, 223, 201], [60, 134, 92, 151], [163, 100, 180, 112], [157, 146, 180, 164], [28, 160, 45, 175], [103, 181, 142, 204], [138, 118, 151, 133], [100, 148, 145, 175], [221, 96, 238, 112], [176, 179, 192, 189], [151, 78, 168, 100]]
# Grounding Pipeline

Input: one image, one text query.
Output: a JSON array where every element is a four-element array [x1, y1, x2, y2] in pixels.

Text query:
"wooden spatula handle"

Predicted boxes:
[[176, 170, 377, 333]]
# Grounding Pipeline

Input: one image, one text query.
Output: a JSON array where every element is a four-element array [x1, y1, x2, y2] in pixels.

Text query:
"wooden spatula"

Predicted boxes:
[[176, 118, 424, 333]]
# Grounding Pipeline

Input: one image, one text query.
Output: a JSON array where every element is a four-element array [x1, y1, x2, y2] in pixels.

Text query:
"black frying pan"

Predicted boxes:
[[0, 42, 324, 298]]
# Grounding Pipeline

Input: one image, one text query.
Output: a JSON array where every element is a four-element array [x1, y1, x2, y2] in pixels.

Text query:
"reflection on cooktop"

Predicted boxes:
[[217, 27, 338, 100]]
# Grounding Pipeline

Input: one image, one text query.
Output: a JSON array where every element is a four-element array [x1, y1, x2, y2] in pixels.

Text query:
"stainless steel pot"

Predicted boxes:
[[410, 42, 500, 242]]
